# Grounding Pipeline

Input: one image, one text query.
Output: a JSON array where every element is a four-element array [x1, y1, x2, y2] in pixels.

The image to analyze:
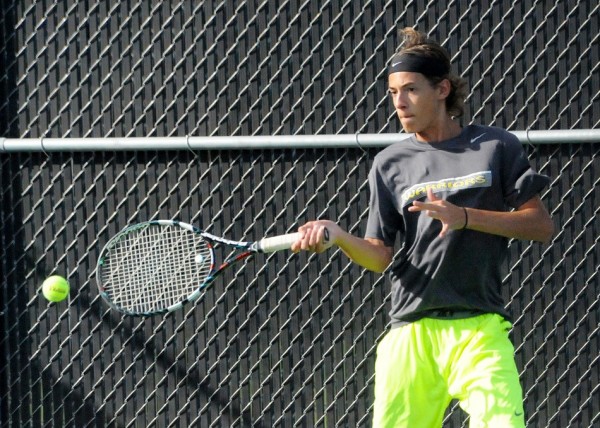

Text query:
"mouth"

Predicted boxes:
[[397, 111, 414, 118], [399, 115, 417, 131]]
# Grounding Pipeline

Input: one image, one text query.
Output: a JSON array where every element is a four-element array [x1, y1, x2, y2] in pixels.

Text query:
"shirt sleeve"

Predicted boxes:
[[364, 161, 403, 247], [501, 133, 551, 208]]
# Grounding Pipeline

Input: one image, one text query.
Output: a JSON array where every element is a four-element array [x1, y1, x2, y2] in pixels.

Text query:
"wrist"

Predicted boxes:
[[462, 207, 469, 229]]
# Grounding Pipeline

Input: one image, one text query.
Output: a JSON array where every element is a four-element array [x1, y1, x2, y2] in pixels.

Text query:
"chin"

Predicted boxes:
[[399, 115, 416, 127], [400, 122, 418, 133]]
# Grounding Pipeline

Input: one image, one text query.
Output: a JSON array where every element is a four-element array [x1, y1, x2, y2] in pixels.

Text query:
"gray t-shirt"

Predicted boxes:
[[365, 125, 550, 326]]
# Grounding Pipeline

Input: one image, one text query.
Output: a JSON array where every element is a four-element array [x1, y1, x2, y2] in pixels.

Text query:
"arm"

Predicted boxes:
[[409, 188, 554, 243], [463, 196, 554, 243], [291, 220, 393, 273]]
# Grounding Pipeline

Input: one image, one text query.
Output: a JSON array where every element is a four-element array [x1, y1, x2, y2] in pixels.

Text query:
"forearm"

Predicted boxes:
[[410, 191, 554, 243], [335, 232, 392, 273], [293, 220, 393, 273], [465, 202, 554, 244]]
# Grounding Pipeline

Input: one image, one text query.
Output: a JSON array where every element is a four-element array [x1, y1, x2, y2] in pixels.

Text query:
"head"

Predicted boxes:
[[388, 28, 467, 134]]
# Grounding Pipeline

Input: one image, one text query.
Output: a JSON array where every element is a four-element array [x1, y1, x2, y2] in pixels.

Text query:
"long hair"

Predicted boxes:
[[397, 28, 468, 118]]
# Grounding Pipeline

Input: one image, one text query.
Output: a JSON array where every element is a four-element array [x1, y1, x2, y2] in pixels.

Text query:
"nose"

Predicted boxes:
[[391, 92, 405, 109]]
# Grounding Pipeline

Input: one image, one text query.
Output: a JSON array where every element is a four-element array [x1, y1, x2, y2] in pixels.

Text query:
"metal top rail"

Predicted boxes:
[[1, 130, 599, 152]]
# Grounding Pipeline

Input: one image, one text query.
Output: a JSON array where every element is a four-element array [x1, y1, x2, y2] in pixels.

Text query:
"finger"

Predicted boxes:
[[439, 223, 449, 238], [311, 228, 325, 253], [300, 226, 328, 253], [301, 228, 314, 251], [409, 201, 440, 212], [298, 228, 314, 251], [427, 188, 440, 202], [290, 230, 306, 252], [308, 227, 322, 248], [305, 226, 326, 251], [408, 200, 427, 211], [426, 209, 439, 220], [294, 223, 335, 253]]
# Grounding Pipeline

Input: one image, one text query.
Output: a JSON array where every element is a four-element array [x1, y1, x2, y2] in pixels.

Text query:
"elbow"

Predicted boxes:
[[359, 239, 393, 273], [370, 264, 389, 274], [370, 254, 393, 274], [361, 253, 392, 274], [538, 216, 555, 244], [518, 197, 555, 244]]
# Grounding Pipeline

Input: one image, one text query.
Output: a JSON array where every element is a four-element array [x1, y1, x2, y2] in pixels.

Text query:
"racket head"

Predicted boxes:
[[96, 220, 214, 316]]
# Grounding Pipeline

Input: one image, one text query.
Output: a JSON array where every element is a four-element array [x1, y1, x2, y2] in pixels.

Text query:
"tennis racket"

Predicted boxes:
[[96, 220, 311, 316]]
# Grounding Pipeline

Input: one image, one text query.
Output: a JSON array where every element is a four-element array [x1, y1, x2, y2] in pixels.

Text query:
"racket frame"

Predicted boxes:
[[96, 220, 298, 315]]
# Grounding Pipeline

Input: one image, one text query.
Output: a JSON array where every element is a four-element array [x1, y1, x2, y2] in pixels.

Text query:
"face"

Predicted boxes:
[[388, 71, 448, 135]]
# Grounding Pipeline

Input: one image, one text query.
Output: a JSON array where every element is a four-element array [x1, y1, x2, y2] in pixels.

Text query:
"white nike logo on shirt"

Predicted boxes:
[[470, 133, 487, 144]]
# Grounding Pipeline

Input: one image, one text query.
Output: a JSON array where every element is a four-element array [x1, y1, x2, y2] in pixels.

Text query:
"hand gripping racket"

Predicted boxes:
[[96, 220, 302, 316]]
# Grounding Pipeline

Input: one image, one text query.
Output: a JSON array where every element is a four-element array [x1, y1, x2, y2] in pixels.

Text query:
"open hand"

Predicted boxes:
[[407, 188, 467, 238]]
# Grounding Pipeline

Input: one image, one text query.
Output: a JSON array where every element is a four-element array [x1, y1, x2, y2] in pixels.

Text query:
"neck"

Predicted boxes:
[[415, 118, 462, 143]]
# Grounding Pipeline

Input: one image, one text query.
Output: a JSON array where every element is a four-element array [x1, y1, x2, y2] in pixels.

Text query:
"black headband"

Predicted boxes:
[[388, 53, 449, 77]]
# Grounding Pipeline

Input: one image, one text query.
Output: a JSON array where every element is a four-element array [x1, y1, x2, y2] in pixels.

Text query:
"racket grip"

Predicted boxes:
[[258, 232, 300, 253]]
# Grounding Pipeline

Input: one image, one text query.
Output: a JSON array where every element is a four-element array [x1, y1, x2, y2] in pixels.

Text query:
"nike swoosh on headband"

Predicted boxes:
[[388, 53, 449, 77]]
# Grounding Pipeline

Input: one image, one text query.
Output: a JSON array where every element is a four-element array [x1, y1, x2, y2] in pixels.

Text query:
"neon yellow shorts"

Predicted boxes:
[[372, 313, 525, 428]]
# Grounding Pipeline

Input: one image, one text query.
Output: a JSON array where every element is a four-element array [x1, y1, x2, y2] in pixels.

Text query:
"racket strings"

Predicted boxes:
[[100, 225, 212, 314]]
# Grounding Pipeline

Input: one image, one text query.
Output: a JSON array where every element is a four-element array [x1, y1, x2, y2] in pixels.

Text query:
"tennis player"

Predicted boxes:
[[292, 27, 554, 427]]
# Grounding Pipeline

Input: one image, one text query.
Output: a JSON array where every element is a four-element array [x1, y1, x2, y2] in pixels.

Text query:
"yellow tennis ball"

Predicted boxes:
[[42, 275, 70, 302]]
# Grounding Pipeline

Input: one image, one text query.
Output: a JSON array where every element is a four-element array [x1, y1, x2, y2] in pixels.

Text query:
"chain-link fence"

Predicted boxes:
[[1, 1, 599, 427]]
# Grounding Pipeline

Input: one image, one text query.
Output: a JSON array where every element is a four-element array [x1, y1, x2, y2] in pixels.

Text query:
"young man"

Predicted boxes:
[[291, 28, 554, 427]]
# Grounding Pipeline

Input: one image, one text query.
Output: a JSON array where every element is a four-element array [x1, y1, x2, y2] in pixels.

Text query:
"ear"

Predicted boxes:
[[437, 79, 451, 100]]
